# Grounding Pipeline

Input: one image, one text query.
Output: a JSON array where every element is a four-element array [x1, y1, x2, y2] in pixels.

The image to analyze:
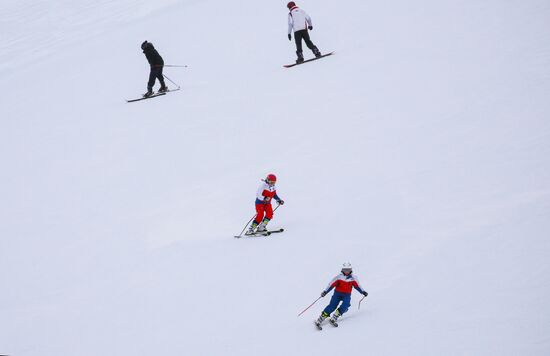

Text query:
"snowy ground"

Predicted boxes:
[[1, 0, 550, 355]]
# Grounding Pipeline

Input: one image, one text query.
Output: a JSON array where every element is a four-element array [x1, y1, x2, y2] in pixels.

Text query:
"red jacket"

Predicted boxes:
[[255, 181, 281, 204], [324, 273, 365, 294]]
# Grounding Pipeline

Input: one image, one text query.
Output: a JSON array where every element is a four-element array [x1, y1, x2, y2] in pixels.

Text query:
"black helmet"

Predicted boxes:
[[141, 41, 150, 50]]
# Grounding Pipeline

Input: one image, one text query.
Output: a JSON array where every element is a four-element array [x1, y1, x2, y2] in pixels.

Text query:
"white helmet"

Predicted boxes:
[[341, 262, 353, 273]]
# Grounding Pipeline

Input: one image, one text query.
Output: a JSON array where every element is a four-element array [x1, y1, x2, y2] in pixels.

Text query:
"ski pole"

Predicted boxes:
[[298, 296, 321, 317], [164, 64, 188, 68], [358, 295, 367, 310], [237, 214, 257, 238], [163, 74, 181, 89]]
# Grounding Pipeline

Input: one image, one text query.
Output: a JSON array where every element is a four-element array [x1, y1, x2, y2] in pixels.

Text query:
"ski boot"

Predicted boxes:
[[313, 47, 322, 58], [257, 218, 270, 232], [143, 89, 153, 98], [246, 221, 259, 235], [296, 51, 304, 64], [314, 311, 329, 330], [329, 309, 341, 327], [158, 85, 168, 93]]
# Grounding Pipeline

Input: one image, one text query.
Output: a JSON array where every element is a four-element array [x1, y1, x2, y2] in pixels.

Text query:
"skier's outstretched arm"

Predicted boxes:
[[321, 276, 338, 296], [306, 13, 313, 28], [274, 193, 284, 205], [353, 277, 368, 296], [321, 286, 334, 297]]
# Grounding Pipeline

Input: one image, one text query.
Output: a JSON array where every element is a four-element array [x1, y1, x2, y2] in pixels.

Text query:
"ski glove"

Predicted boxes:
[[362, 291, 368, 297], [288, 34, 292, 41], [277, 200, 285, 205], [308, 26, 313, 30], [321, 291, 327, 297]]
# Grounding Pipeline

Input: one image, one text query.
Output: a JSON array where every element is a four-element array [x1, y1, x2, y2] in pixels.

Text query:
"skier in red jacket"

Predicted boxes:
[[247, 174, 284, 235], [316, 263, 368, 327]]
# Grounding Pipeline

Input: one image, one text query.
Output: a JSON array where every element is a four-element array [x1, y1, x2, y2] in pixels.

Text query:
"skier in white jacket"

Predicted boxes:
[[287, 2, 322, 63]]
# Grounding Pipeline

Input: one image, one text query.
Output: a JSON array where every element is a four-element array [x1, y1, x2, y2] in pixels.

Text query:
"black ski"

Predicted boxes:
[[235, 231, 270, 238], [126, 88, 180, 103], [127, 92, 166, 102], [329, 319, 339, 327], [234, 228, 284, 238], [314, 320, 323, 330], [284, 52, 334, 68]]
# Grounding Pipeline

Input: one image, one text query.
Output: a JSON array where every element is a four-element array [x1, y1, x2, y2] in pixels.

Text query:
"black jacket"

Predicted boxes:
[[143, 44, 164, 67]]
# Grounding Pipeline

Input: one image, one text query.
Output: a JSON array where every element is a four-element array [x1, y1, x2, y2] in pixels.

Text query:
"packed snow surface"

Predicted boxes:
[[1, 0, 550, 355]]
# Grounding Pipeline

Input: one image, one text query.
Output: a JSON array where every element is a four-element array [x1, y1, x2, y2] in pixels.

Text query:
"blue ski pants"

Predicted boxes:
[[323, 291, 351, 315]]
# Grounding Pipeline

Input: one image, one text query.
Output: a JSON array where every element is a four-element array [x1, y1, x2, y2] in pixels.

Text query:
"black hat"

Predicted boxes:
[[141, 41, 149, 50]]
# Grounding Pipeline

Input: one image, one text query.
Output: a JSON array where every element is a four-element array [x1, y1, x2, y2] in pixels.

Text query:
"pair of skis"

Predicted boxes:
[[126, 87, 180, 103], [315, 318, 339, 330], [234, 228, 284, 238]]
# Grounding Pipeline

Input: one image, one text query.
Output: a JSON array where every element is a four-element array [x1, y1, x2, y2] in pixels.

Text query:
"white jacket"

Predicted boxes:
[[288, 7, 312, 34], [256, 181, 278, 202]]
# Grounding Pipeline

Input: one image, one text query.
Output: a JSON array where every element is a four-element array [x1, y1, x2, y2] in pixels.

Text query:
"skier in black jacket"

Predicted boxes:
[[141, 41, 167, 97]]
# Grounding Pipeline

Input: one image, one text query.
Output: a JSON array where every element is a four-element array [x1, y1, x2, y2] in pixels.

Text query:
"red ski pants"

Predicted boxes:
[[255, 203, 273, 224]]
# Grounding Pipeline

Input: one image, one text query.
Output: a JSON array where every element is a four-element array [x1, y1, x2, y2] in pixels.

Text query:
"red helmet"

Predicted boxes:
[[287, 2, 296, 9], [266, 174, 277, 184]]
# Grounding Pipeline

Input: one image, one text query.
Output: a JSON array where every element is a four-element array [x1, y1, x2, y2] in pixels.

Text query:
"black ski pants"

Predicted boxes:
[[148, 65, 166, 90], [294, 29, 317, 54]]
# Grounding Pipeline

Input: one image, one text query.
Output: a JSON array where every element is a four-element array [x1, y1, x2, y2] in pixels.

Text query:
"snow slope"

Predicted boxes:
[[1, 0, 550, 355]]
